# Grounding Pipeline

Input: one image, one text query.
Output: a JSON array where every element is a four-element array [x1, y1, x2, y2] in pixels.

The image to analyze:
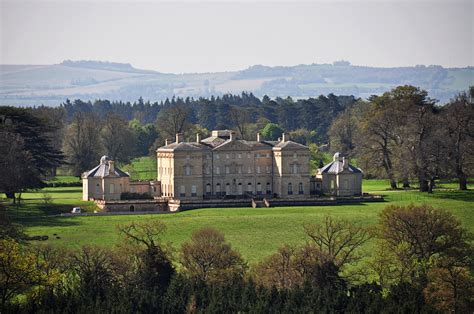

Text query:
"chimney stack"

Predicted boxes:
[[196, 133, 201, 143], [108, 160, 115, 173], [176, 133, 183, 143], [342, 157, 349, 169], [282, 133, 287, 142], [230, 131, 235, 141], [165, 139, 169, 146], [278, 137, 281, 142], [257, 132, 261, 142]]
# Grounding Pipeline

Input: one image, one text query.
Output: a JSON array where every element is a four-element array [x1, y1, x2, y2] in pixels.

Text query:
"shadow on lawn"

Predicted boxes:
[[6, 202, 82, 228], [428, 190, 474, 202]]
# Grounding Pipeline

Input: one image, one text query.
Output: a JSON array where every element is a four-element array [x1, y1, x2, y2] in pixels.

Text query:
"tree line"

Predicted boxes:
[[1, 204, 472, 313], [328, 85, 474, 191]]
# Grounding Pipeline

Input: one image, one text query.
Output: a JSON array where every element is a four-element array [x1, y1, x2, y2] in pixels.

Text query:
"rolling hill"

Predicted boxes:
[[0, 60, 472, 106]]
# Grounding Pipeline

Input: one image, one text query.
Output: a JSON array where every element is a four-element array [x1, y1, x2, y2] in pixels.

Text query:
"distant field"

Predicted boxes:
[[5, 179, 473, 265], [124, 156, 157, 180]]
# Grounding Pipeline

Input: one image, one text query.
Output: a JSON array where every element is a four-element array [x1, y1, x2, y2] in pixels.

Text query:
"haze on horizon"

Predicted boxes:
[[1, 0, 473, 74]]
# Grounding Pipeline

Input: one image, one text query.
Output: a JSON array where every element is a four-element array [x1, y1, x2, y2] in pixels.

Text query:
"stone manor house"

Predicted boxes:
[[82, 130, 363, 207]]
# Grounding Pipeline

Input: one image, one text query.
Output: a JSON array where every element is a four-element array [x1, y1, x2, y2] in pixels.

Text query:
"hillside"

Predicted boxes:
[[0, 60, 472, 106]]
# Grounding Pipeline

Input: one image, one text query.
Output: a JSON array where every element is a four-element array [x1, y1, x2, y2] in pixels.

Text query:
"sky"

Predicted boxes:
[[1, 0, 473, 73]]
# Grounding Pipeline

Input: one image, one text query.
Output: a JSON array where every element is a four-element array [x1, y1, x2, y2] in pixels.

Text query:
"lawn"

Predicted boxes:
[[4, 180, 474, 265]]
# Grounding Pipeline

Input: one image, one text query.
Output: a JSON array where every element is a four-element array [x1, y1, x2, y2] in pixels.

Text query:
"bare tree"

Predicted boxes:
[[156, 104, 191, 141], [229, 106, 251, 139], [304, 216, 372, 268], [63, 112, 103, 176]]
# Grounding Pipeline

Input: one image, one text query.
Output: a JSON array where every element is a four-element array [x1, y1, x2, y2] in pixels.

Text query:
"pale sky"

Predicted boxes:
[[1, 0, 473, 73]]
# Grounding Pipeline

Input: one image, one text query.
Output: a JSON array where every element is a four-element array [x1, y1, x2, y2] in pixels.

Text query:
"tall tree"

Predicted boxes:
[[442, 88, 474, 190], [63, 112, 103, 176], [101, 113, 137, 163], [0, 107, 64, 202]]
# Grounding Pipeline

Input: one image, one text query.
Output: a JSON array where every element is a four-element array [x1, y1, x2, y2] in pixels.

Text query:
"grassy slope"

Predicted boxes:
[[6, 179, 473, 265]]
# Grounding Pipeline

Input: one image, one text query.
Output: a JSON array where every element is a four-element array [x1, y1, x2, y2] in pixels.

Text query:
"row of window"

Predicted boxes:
[[208, 152, 273, 160], [95, 183, 122, 194]]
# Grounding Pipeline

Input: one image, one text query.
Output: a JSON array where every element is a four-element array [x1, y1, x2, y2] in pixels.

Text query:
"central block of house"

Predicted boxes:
[[156, 130, 311, 200]]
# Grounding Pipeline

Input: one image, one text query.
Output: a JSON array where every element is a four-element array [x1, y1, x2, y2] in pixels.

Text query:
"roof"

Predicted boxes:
[[157, 141, 210, 152], [319, 160, 362, 174], [273, 141, 309, 150], [84, 159, 129, 178], [156, 130, 310, 152]]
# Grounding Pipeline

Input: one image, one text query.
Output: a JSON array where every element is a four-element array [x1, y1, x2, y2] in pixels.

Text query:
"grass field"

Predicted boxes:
[[4, 179, 473, 265]]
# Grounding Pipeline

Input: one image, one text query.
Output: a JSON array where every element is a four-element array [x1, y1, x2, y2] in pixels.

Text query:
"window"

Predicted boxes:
[[257, 166, 261, 174], [293, 164, 298, 174], [225, 183, 231, 195], [191, 185, 197, 197], [130, 186, 135, 193], [293, 153, 297, 159], [299, 182, 304, 194], [216, 183, 221, 195], [266, 153, 271, 158], [110, 184, 115, 194], [237, 153, 242, 159], [206, 166, 211, 175], [344, 179, 349, 189], [256, 153, 260, 158], [247, 183, 252, 192], [206, 183, 211, 195], [247, 153, 251, 158], [185, 165, 191, 176], [180, 185, 185, 197], [216, 153, 220, 159], [288, 183, 293, 195], [266, 166, 271, 174], [226, 153, 230, 159], [237, 183, 243, 195], [186, 155, 190, 160], [248, 166, 252, 174], [206, 154, 211, 159], [266, 182, 271, 194], [256, 182, 262, 195], [153, 186, 156, 192], [225, 166, 230, 174], [238, 166, 242, 174], [96, 184, 100, 193], [216, 167, 220, 174]]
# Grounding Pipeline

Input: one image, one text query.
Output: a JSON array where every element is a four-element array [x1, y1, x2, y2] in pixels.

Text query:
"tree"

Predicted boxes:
[[304, 216, 372, 269], [63, 112, 103, 176], [378, 204, 473, 281], [118, 221, 175, 294], [180, 228, 246, 284], [442, 88, 474, 190], [0, 239, 45, 310], [424, 266, 474, 313], [260, 123, 284, 141], [229, 106, 252, 139], [0, 107, 64, 202], [156, 103, 191, 141], [101, 113, 137, 163]]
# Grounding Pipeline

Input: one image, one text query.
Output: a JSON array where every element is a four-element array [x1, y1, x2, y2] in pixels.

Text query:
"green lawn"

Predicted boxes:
[[122, 156, 157, 181], [4, 180, 474, 265]]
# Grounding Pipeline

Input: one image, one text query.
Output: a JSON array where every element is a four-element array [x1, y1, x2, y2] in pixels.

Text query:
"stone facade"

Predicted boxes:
[[82, 156, 160, 201], [157, 130, 311, 200], [316, 152, 363, 196]]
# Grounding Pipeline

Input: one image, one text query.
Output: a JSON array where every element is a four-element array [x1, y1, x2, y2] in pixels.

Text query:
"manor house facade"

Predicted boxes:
[[156, 130, 312, 200]]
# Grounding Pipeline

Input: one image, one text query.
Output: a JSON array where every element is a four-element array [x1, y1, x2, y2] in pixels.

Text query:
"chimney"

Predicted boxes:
[[342, 157, 349, 169], [230, 131, 235, 141], [108, 160, 115, 173], [176, 133, 183, 143], [282, 133, 287, 142], [165, 139, 169, 146], [257, 132, 261, 142], [196, 133, 201, 143], [277, 137, 281, 142]]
